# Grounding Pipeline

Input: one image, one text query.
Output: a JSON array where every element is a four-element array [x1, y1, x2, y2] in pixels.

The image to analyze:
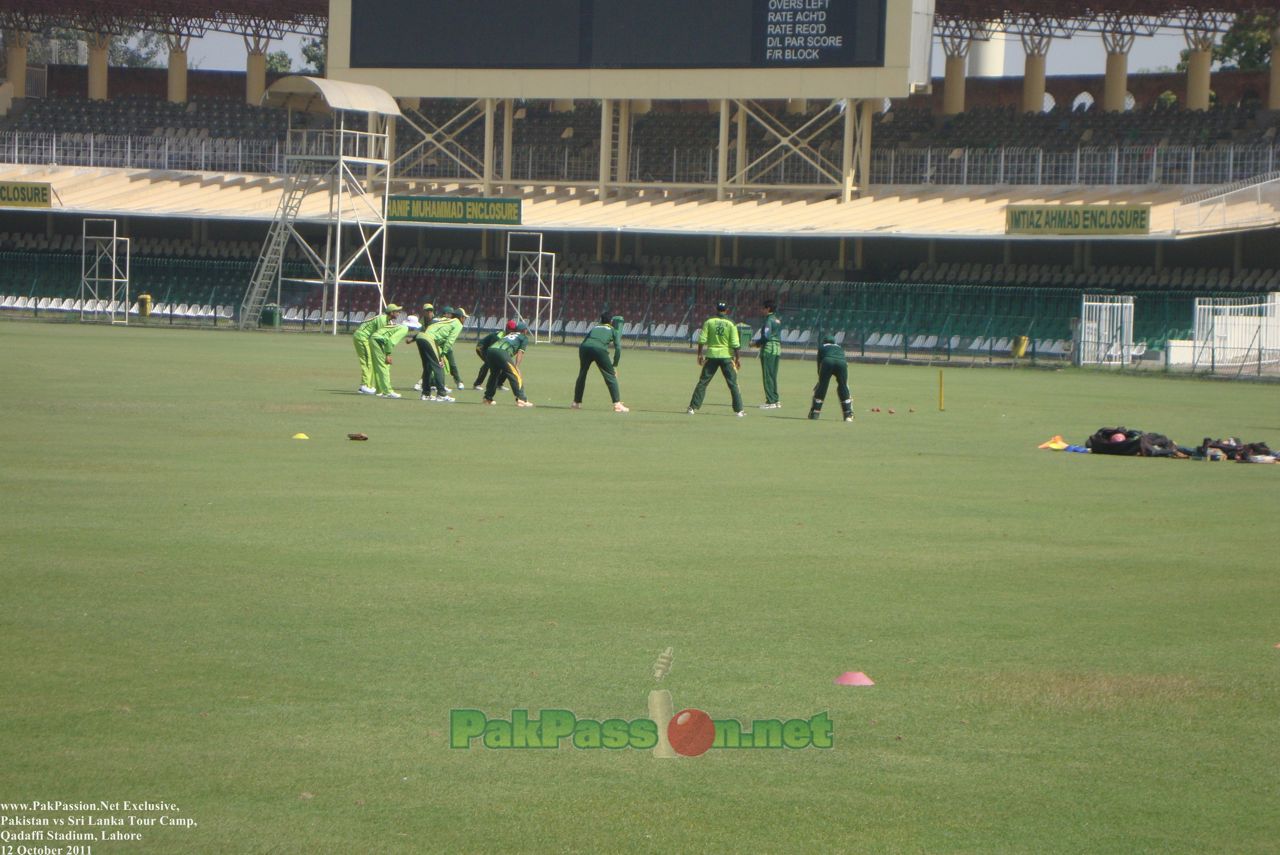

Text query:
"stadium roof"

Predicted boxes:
[[0, 1, 1267, 37], [0, 0, 325, 36], [7, 163, 1275, 241]]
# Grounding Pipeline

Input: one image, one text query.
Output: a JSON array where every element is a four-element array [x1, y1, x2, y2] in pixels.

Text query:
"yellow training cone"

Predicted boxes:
[[293, 433, 310, 440]]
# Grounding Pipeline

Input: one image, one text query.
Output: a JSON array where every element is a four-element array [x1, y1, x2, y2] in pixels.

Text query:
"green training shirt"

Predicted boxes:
[[371, 323, 410, 354], [489, 331, 529, 357], [817, 341, 847, 365], [758, 312, 782, 355], [476, 330, 502, 354], [353, 313, 388, 341], [426, 317, 463, 354], [580, 323, 622, 367], [698, 316, 740, 359]]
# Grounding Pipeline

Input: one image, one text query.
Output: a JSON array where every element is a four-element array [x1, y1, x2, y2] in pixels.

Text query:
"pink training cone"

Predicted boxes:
[[834, 671, 875, 686]]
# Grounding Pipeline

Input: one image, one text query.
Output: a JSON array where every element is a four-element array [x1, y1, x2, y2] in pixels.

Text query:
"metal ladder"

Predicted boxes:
[[239, 174, 314, 329]]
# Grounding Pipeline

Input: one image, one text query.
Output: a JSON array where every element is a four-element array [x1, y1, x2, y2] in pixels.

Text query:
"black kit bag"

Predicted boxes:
[[1087, 427, 1144, 456], [1138, 432, 1181, 458]]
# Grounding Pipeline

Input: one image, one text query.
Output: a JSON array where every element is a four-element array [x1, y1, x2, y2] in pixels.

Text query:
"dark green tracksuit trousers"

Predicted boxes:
[[809, 359, 852, 419], [483, 350, 527, 402], [416, 337, 449, 395], [760, 348, 780, 404], [474, 357, 506, 392], [689, 358, 743, 413], [444, 349, 462, 385], [574, 345, 620, 404]]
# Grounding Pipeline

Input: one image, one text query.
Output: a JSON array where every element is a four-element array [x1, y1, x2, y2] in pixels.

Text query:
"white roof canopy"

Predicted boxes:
[[261, 76, 401, 117]]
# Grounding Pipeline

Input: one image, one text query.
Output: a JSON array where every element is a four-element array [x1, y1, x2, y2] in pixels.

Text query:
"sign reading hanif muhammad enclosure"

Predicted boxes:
[[387, 196, 522, 226], [1005, 204, 1151, 236], [0, 181, 52, 208]]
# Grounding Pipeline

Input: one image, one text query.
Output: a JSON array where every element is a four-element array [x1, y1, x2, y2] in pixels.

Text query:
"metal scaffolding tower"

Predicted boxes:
[[241, 76, 402, 332]]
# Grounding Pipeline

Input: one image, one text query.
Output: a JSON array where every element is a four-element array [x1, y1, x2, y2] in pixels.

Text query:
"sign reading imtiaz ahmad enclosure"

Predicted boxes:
[[388, 195, 522, 226], [1006, 204, 1150, 236], [0, 181, 52, 208]]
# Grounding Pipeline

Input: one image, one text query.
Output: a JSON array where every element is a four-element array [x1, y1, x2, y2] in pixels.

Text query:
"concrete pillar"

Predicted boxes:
[[1269, 27, 1280, 110], [1103, 50, 1129, 112], [483, 97, 496, 195], [5, 30, 30, 100], [1186, 46, 1212, 111], [598, 98, 613, 199], [501, 98, 514, 182], [858, 99, 873, 193], [968, 24, 1006, 77], [87, 33, 110, 101], [245, 45, 267, 106], [716, 98, 730, 201], [853, 237, 864, 270], [943, 51, 968, 115], [1022, 51, 1047, 113], [1099, 27, 1135, 112], [735, 106, 747, 186], [841, 98, 855, 202], [246, 56, 265, 103], [167, 44, 189, 104]]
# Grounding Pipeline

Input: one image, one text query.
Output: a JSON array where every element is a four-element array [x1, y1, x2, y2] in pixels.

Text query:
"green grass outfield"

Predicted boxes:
[[1, 320, 1277, 854]]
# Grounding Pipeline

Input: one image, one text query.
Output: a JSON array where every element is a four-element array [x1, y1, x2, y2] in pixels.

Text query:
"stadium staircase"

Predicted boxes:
[[239, 174, 314, 329]]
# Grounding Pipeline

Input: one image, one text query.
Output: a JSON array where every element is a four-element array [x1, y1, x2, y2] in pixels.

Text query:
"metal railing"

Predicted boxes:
[[5, 129, 1280, 190]]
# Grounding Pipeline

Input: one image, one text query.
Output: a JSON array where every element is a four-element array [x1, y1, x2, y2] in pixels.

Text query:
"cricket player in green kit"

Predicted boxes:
[[572, 313, 628, 413], [687, 302, 744, 417], [353, 303, 402, 394], [473, 320, 516, 391], [808, 333, 854, 422], [419, 307, 463, 402], [482, 321, 533, 407], [369, 320, 413, 398], [753, 299, 783, 408]]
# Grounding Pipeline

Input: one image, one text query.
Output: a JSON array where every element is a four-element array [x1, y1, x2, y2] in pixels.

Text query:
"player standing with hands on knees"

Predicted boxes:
[[808, 333, 854, 422], [687, 302, 744, 418], [572, 313, 628, 413]]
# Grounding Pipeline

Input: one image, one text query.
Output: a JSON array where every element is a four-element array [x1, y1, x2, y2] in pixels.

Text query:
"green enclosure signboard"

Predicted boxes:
[[388, 195, 522, 226], [1005, 204, 1151, 236]]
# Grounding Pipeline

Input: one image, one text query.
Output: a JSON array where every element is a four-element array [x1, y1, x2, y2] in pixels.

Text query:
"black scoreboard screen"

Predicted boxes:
[[349, 0, 886, 70]]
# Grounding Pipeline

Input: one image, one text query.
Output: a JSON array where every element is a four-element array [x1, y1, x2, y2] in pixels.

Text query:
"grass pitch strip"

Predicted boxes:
[[1, 321, 1277, 853]]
